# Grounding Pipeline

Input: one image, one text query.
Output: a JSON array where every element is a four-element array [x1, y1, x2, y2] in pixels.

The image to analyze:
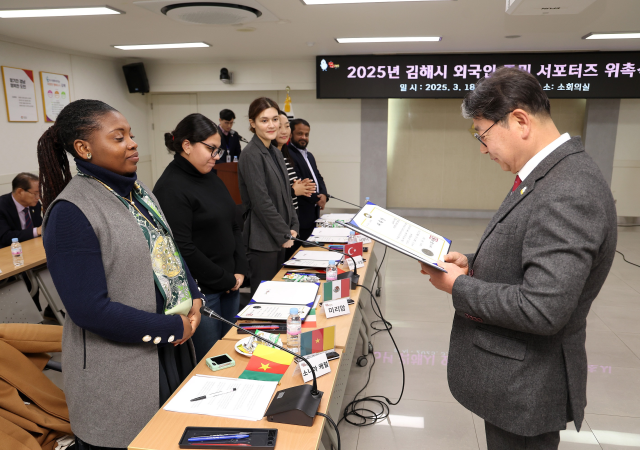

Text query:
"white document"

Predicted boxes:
[[253, 281, 319, 305], [347, 203, 451, 271], [238, 303, 311, 320], [308, 236, 349, 244], [310, 228, 352, 237], [318, 213, 355, 223], [284, 259, 330, 269], [355, 235, 372, 244], [163, 375, 278, 421], [294, 250, 344, 261]]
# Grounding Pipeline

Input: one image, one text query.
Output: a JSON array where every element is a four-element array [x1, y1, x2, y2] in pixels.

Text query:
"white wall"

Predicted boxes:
[[145, 60, 316, 93], [0, 38, 152, 194], [611, 99, 640, 217]]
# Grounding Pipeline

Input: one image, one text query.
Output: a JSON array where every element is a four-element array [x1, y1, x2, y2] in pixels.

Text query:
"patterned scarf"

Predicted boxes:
[[78, 171, 193, 316]]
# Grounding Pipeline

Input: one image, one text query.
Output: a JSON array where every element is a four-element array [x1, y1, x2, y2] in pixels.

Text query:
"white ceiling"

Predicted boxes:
[[0, 0, 639, 62]]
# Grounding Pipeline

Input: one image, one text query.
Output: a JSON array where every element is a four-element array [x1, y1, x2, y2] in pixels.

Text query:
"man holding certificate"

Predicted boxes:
[[420, 67, 617, 450]]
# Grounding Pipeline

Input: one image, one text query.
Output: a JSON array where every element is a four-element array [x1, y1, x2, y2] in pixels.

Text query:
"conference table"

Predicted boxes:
[[129, 242, 384, 450], [0, 237, 47, 281]]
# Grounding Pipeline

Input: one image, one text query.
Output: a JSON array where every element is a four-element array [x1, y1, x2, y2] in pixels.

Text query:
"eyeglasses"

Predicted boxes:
[[472, 110, 514, 147], [199, 141, 225, 158], [26, 190, 40, 198]]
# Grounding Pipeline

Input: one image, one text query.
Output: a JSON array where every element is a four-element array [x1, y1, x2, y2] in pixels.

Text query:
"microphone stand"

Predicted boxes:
[[326, 194, 361, 209], [286, 234, 360, 290], [200, 306, 323, 426]]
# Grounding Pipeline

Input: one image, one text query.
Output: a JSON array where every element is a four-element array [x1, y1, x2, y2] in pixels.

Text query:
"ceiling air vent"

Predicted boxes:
[[134, 0, 279, 25], [506, 0, 597, 15], [162, 3, 260, 25]]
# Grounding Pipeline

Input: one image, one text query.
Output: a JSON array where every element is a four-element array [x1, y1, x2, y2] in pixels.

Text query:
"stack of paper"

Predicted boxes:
[[237, 303, 311, 320], [253, 281, 319, 305], [293, 250, 344, 261], [163, 375, 278, 421], [310, 228, 351, 237], [317, 213, 355, 223]]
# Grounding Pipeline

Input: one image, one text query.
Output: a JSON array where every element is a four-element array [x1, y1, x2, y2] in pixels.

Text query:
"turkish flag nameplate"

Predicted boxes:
[[344, 242, 363, 258]]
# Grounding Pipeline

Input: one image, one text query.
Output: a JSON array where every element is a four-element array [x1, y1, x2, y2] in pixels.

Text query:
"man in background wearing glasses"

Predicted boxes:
[[0, 172, 43, 248], [420, 67, 617, 449], [217, 109, 244, 163]]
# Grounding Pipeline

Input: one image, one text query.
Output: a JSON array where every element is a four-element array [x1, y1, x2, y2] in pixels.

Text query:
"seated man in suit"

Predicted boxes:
[[0, 172, 43, 248], [287, 119, 329, 249], [217, 109, 244, 163], [420, 67, 617, 449]]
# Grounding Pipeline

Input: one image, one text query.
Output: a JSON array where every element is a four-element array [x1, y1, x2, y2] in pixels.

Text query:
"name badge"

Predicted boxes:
[[324, 297, 350, 319], [299, 353, 331, 383], [344, 255, 365, 270]]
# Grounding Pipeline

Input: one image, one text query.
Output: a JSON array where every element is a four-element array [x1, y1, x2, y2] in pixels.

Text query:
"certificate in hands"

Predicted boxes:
[[342, 202, 452, 272]]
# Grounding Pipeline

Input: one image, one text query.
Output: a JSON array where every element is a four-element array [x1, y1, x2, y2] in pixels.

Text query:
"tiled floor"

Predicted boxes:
[[337, 217, 640, 450]]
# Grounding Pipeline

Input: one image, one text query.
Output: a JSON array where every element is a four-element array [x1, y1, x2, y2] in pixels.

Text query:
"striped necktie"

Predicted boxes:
[[23, 207, 33, 230]]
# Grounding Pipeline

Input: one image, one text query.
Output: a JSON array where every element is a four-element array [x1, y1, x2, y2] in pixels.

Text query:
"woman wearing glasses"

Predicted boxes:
[[154, 113, 248, 362]]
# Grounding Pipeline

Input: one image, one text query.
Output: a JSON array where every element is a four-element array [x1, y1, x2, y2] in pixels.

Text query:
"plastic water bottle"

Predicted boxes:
[[326, 260, 338, 281], [11, 238, 24, 267], [226, 150, 231, 163], [287, 308, 301, 354], [365, 197, 370, 204], [348, 230, 357, 245], [233, 155, 238, 163]]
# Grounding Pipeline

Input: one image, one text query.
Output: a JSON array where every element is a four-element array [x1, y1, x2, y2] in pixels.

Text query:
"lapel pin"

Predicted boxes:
[[520, 186, 527, 195]]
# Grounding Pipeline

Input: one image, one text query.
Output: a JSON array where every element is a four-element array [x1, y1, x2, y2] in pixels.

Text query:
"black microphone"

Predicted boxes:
[[285, 233, 360, 290], [199, 305, 323, 426], [230, 129, 249, 144], [326, 194, 361, 209]]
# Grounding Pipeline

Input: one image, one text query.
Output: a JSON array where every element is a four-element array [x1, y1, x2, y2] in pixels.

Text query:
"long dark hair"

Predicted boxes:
[[37, 99, 117, 212], [164, 113, 218, 154]]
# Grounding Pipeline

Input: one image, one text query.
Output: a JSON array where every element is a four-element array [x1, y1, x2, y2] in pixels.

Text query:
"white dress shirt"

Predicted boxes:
[[518, 133, 571, 182]]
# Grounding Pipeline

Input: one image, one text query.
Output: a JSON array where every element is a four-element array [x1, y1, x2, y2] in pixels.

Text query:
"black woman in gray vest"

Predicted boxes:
[[37, 100, 204, 450]]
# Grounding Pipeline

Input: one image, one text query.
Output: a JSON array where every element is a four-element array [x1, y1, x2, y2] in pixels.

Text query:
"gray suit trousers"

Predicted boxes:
[[485, 421, 560, 450]]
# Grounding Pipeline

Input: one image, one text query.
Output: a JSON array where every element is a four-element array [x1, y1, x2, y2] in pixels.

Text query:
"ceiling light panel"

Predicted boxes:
[[114, 42, 211, 50], [583, 32, 640, 40], [0, 6, 122, 18], [336, 37, 442, 43], [304, 0, 452, 4]]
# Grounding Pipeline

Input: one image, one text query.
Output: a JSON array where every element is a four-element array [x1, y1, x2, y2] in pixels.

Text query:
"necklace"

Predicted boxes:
[[124, 192, 159, 231], [86, 174, 160, 231]]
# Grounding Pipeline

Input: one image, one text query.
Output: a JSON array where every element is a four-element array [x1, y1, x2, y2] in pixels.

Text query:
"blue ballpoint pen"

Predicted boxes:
[[188, 434, 250, 442]]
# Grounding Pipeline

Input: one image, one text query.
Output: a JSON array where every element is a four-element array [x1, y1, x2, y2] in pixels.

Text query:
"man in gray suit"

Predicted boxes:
[[420, 67, 617, 449]]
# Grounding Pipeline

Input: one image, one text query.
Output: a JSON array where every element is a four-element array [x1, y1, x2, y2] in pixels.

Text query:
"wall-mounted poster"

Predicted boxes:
[[40, 72, 70, 122], [1, 66, 38, 122]]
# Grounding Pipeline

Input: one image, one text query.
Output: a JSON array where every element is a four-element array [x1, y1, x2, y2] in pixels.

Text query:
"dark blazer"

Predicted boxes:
[[448, 137, 617, 437], [217, 125, 243, 163], [153, 154, 249, 295], [0, 193, 42, 248], [238, 134, 299, 252], [287, 145, 329, 229]]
